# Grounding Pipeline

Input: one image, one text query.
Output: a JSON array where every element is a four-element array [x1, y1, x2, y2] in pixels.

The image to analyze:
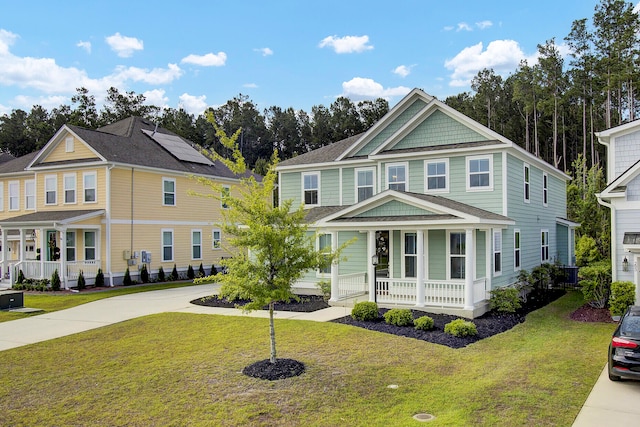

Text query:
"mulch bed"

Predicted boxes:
[[569, 304, 616, 323], [191, 295, 330, 312]]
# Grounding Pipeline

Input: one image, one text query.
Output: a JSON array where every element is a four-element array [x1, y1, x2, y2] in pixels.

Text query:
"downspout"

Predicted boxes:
[[106, 164, 115, 286], [596, 195, 615, 282], [131, 167, 134, 256]]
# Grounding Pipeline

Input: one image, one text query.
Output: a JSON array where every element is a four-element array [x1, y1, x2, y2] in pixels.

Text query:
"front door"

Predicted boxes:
[[375, 230, 389, 278], [46, 230, 59, 261]]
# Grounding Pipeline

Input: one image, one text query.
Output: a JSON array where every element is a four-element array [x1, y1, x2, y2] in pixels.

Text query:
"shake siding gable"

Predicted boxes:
[[393, 110, 487, 150], [355, 200, 434, 217], [614, 130, 640, 177], [627, 175, 640, 201]]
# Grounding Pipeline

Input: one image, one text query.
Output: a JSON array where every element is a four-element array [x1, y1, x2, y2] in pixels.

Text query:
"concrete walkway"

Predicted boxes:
[[2, 285, 638, 425], [0, 284, 352, 352]]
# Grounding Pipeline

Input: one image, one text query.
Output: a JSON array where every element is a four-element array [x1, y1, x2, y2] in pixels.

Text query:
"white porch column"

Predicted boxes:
[[368, 230, 376, 302], [329, 231, 339, 302], [59, 229, 68, 290], [485, 229, 492, 296], [19, 228, 25, 263], [464, 228, 475, 310], [415, 229, 425, 307], [1, 228, 7, 282]]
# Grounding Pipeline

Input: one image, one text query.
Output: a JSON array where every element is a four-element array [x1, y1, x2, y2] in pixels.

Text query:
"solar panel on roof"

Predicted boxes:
[[141, 129, 213, 166]]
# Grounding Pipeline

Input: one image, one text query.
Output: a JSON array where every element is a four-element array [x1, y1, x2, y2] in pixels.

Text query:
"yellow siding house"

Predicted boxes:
[[0, 117, 246, 288]]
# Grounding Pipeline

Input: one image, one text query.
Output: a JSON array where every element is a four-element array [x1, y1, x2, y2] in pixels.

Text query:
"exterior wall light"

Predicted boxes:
[[622, 256, 629, 272]]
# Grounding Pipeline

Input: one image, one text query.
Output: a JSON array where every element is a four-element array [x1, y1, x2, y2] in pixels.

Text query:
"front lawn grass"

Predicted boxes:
[[0, 291, 614, 426], [0, 281, 196, 323]]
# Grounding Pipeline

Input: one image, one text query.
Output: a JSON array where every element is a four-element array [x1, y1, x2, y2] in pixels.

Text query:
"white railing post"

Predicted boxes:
[[330, 231, 339, 302], [368, 230, 376, 302], [464, 228, 475, 310]]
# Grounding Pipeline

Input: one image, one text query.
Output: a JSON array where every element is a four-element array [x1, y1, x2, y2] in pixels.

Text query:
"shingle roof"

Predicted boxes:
[[278, 133, 364, 167], [0, 209, 104, 225], [0, 152, 38, 174]]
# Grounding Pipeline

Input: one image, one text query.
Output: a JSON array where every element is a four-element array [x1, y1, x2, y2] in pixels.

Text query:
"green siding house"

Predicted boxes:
[[277, 89, 577, 318]]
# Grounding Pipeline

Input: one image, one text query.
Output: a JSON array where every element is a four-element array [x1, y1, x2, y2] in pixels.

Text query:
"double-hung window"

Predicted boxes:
[[84, 231, 96, 260], [450, 232, 466, 279], [0, 182, 4, 211], [543, 173, 548, 206], [524, 164, 530, 203], [66, 231, 76, 262], [83, 172, 96, 203], [221, 186, 230, 209], [192, 230, 202, 260], [163, 178, 176, 206], [514, 229, 521, 270], [64, 173, 76, 204], [425, 160, 448, 192], [541, 229, 549, 262], [302, 172, 319, 206], [45, 175, 57, 205], [25, 180, 35, 210], [467, 156, 492, 190], [162, 229, 174, 262], [404, 233, 417, 278], [493, 230, 502, 276], [8, 181, 19, 211], [387, 163, 407, 191], [356, 168, 374, 202], [212, 229, 222, 249]]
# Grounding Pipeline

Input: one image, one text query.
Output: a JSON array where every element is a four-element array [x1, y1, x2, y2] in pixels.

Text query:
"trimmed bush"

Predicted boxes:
[[444, 319, 477, 337], [123, 267, 132, 286], [383, 308, 414, 326], [317, 280, 331, 301], [210, 264, 217, 275], [17, 269, 25, 284], [140, 264, 149, 283], [193, 275, 216, 285], [489, 287, 522, 313], [198, 263, 206, 277], [351, 301, 379, 321], [51, 269, 61, 291], [187, 264, 195, 279], [414, 315, 434, 331], [579, 261, 612, 308], [77, 270, 86, 290], [95, 268, 104, 287], [609, 281, 636, 317], [158, 266, 165, 282], [170, 264, 179, 280]]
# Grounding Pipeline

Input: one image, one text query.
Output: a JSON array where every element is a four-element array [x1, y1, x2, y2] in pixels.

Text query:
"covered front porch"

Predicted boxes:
[[0, 210, 105, 289]]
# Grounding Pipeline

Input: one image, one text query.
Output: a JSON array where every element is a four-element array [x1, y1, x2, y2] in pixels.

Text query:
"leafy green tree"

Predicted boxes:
[[0, 109, 31, 156], [198, 117, 348, 364], [69, 87, 99, 128], [100, 87, 160, 125]]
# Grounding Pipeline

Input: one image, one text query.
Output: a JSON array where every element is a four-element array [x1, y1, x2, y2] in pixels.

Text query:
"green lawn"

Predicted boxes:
[[0, 281, 196, 323], [0, 291, 614, 426]]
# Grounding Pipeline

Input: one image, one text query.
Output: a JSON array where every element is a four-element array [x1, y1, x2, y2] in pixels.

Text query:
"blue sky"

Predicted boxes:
[[0, 0, 623, 117]]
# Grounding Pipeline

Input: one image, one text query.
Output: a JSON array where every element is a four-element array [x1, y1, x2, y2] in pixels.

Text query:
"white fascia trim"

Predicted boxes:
[[107, 219, 217, 226], [368, 143, 505, 161], [276, 158, 372, 173]]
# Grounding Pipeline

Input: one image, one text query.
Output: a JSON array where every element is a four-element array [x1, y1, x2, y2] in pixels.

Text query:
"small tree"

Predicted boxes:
[[579, 261, 612, 308], [51, 269, 61, 291], [95, 268, 105, 287], [17, 269, 25, 284], [198, 263, 206, 277], [123, 267, 132, 286], [194, 120, 348, 368], [77, 270, 86, 290], [187, 264, 195, 279], [158, 266, 166, 282], [140, 264, 149, 283]]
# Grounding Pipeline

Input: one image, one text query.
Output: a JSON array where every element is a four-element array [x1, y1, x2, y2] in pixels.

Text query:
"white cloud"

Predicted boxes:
[[457, 22, 472, 32], [243, 83, 258, 88], [445, 40, 535, 87], [76, 41, 91, 53], [13, 94, 70, 110], [393, 65, 412, 78], [341, 77, 410, 100], [142, 89, 169, 110], [179, 93, 208, 115], [105, 32, 143, 58], [111, 64, 183, 85], [476, 20, 493, 30], [319, 35, 373, 54], [0, 29, 18, 55], [255, 47, 273, 56], [181, 52, 227, 66]]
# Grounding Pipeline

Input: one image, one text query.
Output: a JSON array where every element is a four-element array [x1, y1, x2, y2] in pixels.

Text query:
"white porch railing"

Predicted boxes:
[[337, 272, 367, 299], [12, 261, 60, 281], [373, 277, 488, 308], [67, 260, 100, 280]]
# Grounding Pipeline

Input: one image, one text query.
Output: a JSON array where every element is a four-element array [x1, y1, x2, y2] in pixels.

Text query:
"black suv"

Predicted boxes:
[[609, 305, 640, 381]]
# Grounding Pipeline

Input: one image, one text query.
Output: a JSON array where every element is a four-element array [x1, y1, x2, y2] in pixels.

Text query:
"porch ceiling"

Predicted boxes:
[[0, 209, 105, 227]]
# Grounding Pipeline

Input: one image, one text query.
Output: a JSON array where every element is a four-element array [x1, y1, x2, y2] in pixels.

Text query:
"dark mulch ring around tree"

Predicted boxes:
[[242, 358, 305, 381], [569, 303, 616, 323], [332, 289, 568, 349], [190, 294, 330, 312]]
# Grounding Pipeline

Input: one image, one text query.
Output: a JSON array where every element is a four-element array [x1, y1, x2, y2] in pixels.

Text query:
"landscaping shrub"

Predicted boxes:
[[383, 308, 414, 326], [17, 269, 25, 284], [609, 281, 636, 317], [170, 264, 179, 281], [414, 315, 434, 331], [77, 270, 86, 290], [158, 266, 165, 282], [351, 301, 379, 321], [198, 263, 206, 277], [579, 261, 612, 308], [316, 280, 331, 301], [193, 275, 216, 284], [210, 264, 217, 275], [51, 269, 61, 291], [123, 267, 132, 286], [140, 264, 149, 283], [444, 319, 477, 337], [95, 268, 104, 287], [576, 235, 602, 267], [489, 287, 522, 313], [187, 265, 195, 280]]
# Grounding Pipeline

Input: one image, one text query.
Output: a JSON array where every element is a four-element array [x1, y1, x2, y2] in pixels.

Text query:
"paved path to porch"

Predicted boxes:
[[0, 284, 352, 352]]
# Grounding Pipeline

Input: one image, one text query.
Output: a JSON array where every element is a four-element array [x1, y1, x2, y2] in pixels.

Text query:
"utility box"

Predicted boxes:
[[141, 251, 151, 263], [0, 290, 23, 310]]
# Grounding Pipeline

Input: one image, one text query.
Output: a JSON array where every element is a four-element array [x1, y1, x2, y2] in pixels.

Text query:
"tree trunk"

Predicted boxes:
[[269, 301, 277, 363]]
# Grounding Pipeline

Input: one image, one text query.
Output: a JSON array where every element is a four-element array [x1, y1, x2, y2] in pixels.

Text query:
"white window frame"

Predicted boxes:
[[386, 162, 408, 191], [83, 172, 97, 203], [45, 175, 57, 205], [317, 233, 332, 275], [8, 181, 19, 211], [25, 179, 35, 210], [541, 229, 549, 263], [514, 229, 521, 271], [524, 164, 530, 203], [0, 182, 4, 211], [543, 172, 548, 207], [212, 229, 222, 250], [192, 229, 202, 260], [221, 186, 230, 209], [448, 231, 466, 280], [84, 231, 97, 260], [64, 173, 76, 204], [466, 155, 493, 191], [355, 167, 375, 202], [425, 159, 449, 193], [163, 178, 176, 206], [403, 232, 417, 278], [493, 229, 502, 276], [65, 137, 74, 153], [66, 231, 76, 262], [302, 172, 320, 206], [162, 229, 174, 262]]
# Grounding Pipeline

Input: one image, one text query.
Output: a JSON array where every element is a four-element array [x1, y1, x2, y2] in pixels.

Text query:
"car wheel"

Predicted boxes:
[[608, 364, 621, 381]]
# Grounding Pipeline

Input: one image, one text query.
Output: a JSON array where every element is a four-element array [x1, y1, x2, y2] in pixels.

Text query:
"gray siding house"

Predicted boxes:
[[596, 120, 640, 305], [277, 89, 576, 317]]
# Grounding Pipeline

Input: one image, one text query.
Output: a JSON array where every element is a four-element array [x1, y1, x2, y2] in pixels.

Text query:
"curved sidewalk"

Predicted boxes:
[[0, 284, 351, 352]]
